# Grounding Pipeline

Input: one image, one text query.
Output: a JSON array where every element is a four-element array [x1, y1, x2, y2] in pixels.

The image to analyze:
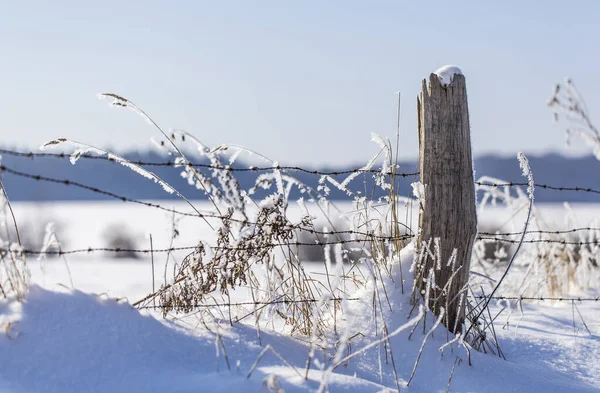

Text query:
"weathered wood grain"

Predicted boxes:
[[416, 73, 477, 332]]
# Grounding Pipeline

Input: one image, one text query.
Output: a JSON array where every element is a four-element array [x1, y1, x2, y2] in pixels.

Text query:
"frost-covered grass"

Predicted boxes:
[[1, 241, 599, 392], [3, 81, 600, 392], [1, 201, 599, 392]]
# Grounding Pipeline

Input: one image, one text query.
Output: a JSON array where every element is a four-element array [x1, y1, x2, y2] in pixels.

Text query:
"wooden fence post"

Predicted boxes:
[[416, 69, 477, 333]]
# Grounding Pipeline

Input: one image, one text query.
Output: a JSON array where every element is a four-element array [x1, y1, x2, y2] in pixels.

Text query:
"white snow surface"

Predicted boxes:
[[434, 65, 463, 86], [1, 252, 598, 392], [1, 201, 600, 392]]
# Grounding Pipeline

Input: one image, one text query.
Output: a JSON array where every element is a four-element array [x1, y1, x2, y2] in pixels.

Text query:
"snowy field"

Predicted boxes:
[[1, 200, 600, 392]]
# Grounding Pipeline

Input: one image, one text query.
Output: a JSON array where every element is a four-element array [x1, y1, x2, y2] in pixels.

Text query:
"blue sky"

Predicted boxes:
[[2, 1, 599, 166]]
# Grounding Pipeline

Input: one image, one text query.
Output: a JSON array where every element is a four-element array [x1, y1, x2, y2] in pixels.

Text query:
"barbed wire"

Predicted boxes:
[[5, 159, 600, 209], [0, 163, 417, 225], [0, 164, 221, 218], [0, 148, 419, 177], [478, 227, 600, 237], [472, 294, 600, 302], [137, 297, 362, 310], [7, 148, 600, 191], [5, 150, 600, 310], [2, 162, 422, 240], [134, 294, 600, 311], [476, 236, 600, 245], [1, 236, 415, 256], [7, 233, 600, 258], [5, 154, 600, 254], [476, 181, 600, 195]]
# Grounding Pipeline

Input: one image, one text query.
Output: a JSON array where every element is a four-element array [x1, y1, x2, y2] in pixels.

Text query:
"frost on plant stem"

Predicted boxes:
[[411, 181, 426, 206], [41, 139, 177, 194], [97, 93, 156, 127], [469, 153, 536, 334], [316, 133, 392, 198], [476, 175, 530, 213], [548, 77, 600, 160], [79, 92, 427, 342], [0, 183, 30, 301], [568, 129, 600, 160], [38, 222, 58, 260], [370, 133, 392, 191], [517, 152, 534, 201]]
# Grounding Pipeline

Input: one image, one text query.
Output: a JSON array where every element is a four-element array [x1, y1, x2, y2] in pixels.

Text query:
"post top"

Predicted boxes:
[[433, 65, 463, 87]]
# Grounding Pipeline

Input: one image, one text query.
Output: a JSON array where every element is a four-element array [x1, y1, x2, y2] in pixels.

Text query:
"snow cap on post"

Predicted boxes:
[[433, 65, 463, 87]]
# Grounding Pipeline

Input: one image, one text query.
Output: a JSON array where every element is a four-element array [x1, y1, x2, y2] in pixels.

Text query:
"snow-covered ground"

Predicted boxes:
[[1, 201, 600, 392]]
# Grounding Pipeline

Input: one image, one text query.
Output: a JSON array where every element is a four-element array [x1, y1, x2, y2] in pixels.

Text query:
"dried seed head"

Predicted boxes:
[[100, 93, 128, 102], [98, 93, 130, 109], [42, 138, 68, 147]]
